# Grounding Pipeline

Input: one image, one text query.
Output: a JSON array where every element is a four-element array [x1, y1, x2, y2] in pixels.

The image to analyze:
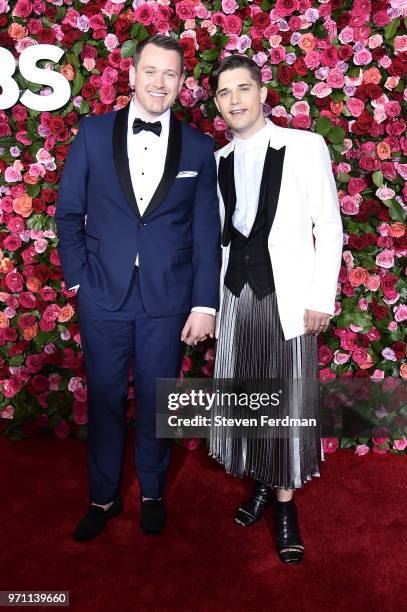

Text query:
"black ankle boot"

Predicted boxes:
[[235, 481, 272, 527], [273, 496, 304, 563]]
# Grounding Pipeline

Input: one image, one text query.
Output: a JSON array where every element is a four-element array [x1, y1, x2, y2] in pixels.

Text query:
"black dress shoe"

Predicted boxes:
[[235, 481, 273, 527], [273, 496, 304, 564], [73, 496, 123, 542], [140, 497, 166, 535]]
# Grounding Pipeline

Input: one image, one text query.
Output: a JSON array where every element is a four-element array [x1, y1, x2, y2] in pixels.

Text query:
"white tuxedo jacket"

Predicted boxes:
[[215, 120, 344, 341]]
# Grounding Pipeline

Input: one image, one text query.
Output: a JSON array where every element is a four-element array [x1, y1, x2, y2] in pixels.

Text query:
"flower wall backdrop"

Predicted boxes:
[[0, 0, 406, 455]]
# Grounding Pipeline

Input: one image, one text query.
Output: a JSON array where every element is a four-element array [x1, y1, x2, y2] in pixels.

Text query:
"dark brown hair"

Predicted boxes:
[[209, 55, 262, 94], [132, 34, 185, 74]]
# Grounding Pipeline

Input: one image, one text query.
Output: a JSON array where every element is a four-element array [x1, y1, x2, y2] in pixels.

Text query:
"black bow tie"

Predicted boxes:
[[132, 117, 162, 137]]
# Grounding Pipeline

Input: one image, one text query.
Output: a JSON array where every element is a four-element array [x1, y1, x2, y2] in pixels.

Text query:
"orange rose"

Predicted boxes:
[[400, 364, 407, 380], [330, 100, 343, 116], [26, 277, 42, 292], [58, 304, 75, 323], [376, 141, 391, 160], [24, 174, 39, 185], [299, 33, 315, 52], [363, 67, 382, 84], [388, 222, 405, 238], [0, 258, 14, 274], [359, 353, 374, 369], [23, 323, 39, 341], [349, 267, 369, 287], [13, 195, 33, 218], [0, 312, 10, 329], [60, 64, 75, 81], [8, 23, 27, 40]]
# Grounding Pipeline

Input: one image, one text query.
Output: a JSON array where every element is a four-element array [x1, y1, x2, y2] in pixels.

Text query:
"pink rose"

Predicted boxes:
[[0, 405, 14, 419], [355, 444, 370, 456], [179, 88, 195, 108], [370, 369, 385, 381], [353, 49, 372, 66], [291, 81, 308, 99], [221, 0, 238, 14], [326, 68, 345, 89], [292, 114, 312, 129], [104, 34, 118, 52], [223, 14, 242, 35], [346, 98, 364, 117], [134, 4, 155, 26], [340, 196, 359, 215], [375, 250, 394, 269], [394, 305, 407, 322], [100, 84, 115, 105], [352, 348, 368, 366], [393, 437, 407, 451], [176, 1, 195, 21], [333, 351, 350, 365]]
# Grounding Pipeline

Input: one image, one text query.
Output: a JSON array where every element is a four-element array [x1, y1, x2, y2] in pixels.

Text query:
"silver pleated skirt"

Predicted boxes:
[[208, 283, 324, 489]]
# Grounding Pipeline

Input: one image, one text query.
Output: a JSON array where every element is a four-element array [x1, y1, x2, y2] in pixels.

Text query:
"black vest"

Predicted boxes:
[[218, 144, 286, 300]]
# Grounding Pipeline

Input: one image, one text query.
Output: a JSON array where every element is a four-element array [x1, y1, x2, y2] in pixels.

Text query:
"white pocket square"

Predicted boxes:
[[176, 170, 198, 178]]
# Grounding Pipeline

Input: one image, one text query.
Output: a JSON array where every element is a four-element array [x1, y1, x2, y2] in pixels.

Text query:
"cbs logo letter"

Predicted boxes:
[[0, 44, 71, 111]]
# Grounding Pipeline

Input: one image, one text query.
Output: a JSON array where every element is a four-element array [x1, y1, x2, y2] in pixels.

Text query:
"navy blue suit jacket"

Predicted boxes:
[[55, 105, 221, 316]]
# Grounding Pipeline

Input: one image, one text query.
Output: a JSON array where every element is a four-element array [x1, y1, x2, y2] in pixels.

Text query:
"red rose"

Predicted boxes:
[[6, 272, 24, 293], [31, 374, 49, 392], [266, 88, 280, 107], [392, 342, 406, 360], [253, 11, 270, 29], [81, 83, 96, 99], [81, 44, 98, 60], [0, 124, 11, 137], [347, 234, 368, 250], [18, 314, 36, 329], [12, 104, 27, 122], [277, 64, 294, 86], [134, 5, 154, 26], [292, 57, 307, 78], [38, 29, 56, 44], [41, 189, 57, 203]]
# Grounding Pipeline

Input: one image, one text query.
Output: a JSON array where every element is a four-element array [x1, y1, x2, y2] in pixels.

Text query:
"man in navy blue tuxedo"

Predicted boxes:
[[56, 35, 221, 541]]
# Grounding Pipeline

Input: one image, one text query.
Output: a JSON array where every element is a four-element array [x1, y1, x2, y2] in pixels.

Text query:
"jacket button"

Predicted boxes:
[[244, 254, 250, 260]]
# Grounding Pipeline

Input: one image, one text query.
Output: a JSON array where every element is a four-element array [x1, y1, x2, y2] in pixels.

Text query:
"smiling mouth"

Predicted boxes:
[[148, 91, 167, 98], [230, 109, 246, 116]]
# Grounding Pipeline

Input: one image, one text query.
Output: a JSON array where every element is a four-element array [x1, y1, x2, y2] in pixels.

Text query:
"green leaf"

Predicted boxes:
[[26, 214, 44, 230], [73, 41, 83, 56], [337, 172, 350, 183], [389, 199, 405, 222], [384, 18, 400, 42], [66, 53, 80, 70], [201, 48, 219, 62], [328, 125, 345, 144], [314, 116, 332, 136], [71, 72, 84, 96], [314, 22, 328, 38], [27, 183, 41, 198], [130, 23, 149, 42], [121, 39, 137, 58], [193, 63, 201, 80], [372, 171, 383, 188], [79, 100, 90, 115]]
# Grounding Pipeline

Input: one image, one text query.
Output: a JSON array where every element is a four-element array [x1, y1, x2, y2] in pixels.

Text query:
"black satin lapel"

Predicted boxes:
[[264, 146, 286, 232], [218, 152, 236, 246], [142, 113, 182, 219], [113, 105, 141, 219]]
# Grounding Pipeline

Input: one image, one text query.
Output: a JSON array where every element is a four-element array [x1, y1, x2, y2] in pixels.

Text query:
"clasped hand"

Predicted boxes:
[[303, 309, 331, 335], [181, 312, 215, 346]]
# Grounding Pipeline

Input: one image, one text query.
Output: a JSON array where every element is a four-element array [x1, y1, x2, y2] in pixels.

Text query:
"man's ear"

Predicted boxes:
[[178, 72, 186, 92], [129, 65, 136, 89], [260, 86, 267, 104]]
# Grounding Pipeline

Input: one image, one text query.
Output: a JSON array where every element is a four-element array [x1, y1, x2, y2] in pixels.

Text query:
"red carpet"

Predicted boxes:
[[0, 432, 405, 611]]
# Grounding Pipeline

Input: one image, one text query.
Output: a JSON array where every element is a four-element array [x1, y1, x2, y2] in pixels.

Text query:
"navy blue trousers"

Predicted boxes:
[[77, 268, 187, 503]]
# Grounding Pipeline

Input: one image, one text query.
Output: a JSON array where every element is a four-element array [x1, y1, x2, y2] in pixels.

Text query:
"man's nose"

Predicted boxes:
[[231, 90, 240, 106], [152, 72, 165, 88]]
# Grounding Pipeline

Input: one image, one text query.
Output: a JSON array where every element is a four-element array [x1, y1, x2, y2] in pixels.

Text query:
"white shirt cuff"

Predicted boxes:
[[191, 306, 216, 316], [68, 284, 80, 291]]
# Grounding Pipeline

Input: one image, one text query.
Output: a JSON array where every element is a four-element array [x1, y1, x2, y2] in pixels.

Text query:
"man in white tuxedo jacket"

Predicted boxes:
[[207, 55, 343, 564]]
